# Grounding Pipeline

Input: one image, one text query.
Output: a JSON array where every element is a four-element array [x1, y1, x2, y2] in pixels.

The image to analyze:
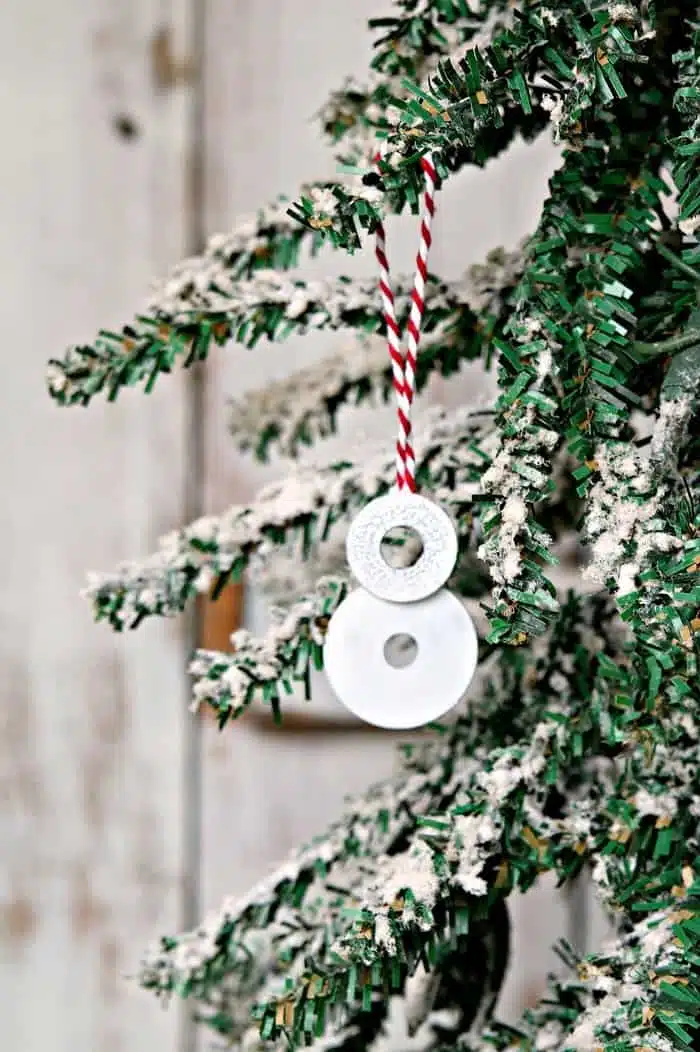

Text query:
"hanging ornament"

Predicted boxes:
[[323, 154, 479, 729]]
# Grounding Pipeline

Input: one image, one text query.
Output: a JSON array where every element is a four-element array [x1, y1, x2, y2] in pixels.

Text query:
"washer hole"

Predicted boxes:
[[383, 633, 419, 669], [380, 525, 424, 569]]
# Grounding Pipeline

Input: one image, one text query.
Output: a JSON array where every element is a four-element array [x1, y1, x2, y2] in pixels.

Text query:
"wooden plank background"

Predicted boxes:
[[0, 3, 601, 1052], [0, 3, 194, 1051]]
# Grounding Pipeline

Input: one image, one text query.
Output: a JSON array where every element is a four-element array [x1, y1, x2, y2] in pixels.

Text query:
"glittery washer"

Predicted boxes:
[[346, 492, 458, 602]]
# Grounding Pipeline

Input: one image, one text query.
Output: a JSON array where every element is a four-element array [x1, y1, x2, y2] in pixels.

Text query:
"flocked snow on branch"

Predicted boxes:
[[189, 576, 348, 726], [475, 29, 675, 648], [140, 664, 505, 1031], [142, 590, 700, 1048], [319, 0, 520, 167], [464, 874, 700, 1052], [47, 271, 466, 406], [82, 407, 497, 632], [229, 335, 397, 459], [291, 0, 655, 251], [229, 245, 525, 459], [140, 592, 700, 1049], [584, 398, 695, 599], [671, 18, 700, 241]]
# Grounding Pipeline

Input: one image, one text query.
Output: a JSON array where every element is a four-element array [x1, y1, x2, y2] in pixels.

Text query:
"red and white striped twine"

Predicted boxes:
[[375, 153, 437, 493]]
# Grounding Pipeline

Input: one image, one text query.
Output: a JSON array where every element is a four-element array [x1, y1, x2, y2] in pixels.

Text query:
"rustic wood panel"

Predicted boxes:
[[0, 2, 195, 1050]]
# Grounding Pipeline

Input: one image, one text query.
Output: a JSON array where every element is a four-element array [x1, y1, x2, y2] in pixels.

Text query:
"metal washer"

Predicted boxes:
[[346, 492, 458, 603], [323, 586, 478, 730]]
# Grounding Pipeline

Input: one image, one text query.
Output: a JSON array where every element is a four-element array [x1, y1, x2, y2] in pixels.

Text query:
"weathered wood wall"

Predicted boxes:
[[0, 4, 593, 1052], [0, 3, 195, 1051]]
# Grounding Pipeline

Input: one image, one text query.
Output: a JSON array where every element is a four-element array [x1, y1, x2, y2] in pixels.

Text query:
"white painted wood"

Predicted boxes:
[[0, 3, 194, 1050]]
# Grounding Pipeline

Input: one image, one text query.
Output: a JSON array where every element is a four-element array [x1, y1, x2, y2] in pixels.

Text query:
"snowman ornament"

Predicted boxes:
[[323, 155, 478, 730]]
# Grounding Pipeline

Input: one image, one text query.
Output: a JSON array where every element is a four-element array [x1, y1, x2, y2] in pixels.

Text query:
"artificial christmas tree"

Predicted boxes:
[[47, 2, 700, 1050]]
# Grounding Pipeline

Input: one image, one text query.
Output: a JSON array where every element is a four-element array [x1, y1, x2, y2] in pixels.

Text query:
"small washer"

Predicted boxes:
[[346, 492, 458, 603], [323, 586, 478, 730]]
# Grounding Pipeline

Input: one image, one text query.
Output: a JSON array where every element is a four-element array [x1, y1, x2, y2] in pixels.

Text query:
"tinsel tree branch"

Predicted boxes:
[[584, 359, 699, 600], [291, 2, 552, 248], [473, 165, 575, 645], [229, 336, 399, 460], [158, 196, 318, 279], [567, 884, 700, 1051], [250, 529, 353, 608], [139, 668, 506, 1023], [583, 315, 700, 735], [475, 3, 676, 649], [146, 570, 700, 1048], [410, 0, 654, 145], [46, 3, 540, 412], [553, 6, 687, 495], [47, 272, 464, 407], [229, 245, 525, 460], [320, 0, 523, 164], [671, 17, 700, 242], [579, 2, 700, 713], [460, 874, 699, 1051], [44, 0, 544, 413], [291, 0, 655, 250], [42, 5, 700, 1051], [188, 577, 348, 727], [368, 0, 517, 79], [82, 407, 496, 631], [139, 596, 624, 1039], [147, 609, 700, 1050]]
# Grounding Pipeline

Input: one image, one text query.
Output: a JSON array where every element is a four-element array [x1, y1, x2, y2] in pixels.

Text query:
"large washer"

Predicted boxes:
[[323, 586, 478, 730]]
